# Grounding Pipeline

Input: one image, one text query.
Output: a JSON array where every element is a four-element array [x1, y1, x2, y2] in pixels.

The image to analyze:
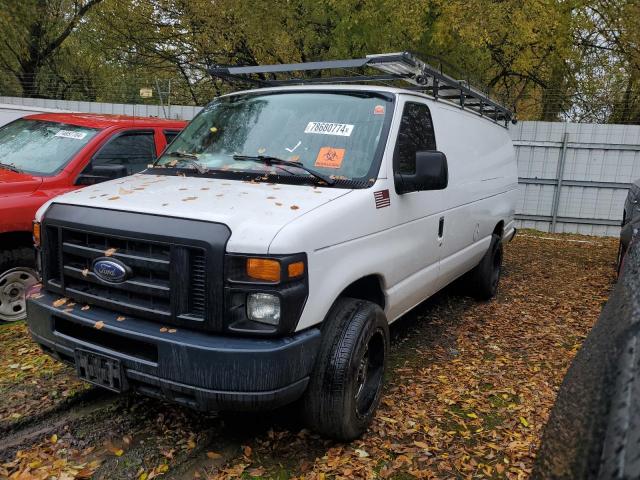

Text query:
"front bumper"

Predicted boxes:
[[26, 291, 321, 411]]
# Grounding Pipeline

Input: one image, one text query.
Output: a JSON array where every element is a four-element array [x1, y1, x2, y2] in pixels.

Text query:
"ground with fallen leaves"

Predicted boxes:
[[0, 231, 617, 479]]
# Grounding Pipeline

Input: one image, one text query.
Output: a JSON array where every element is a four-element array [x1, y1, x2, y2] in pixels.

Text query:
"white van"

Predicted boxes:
[[27, 53, 517, 440]]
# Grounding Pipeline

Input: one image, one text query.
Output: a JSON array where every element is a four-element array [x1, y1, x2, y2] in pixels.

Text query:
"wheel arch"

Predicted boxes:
[[493, 220, 505, 238], [0, 231, 33, 251], [338, 274, 386, 310]]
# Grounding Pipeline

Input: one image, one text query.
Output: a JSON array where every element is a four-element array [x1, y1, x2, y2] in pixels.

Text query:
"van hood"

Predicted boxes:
[[0, 168, 43, 196], [44, 173, 352, 253]]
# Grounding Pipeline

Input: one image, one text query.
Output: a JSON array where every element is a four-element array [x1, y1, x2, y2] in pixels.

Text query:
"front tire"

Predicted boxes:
[[303, 297, 389, 441], [469, 233, 503, 300], [0, 248, 38, 323]]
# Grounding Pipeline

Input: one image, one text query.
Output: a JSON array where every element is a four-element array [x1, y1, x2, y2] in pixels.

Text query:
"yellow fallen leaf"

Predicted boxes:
[[50, 433, 58, 444], [108, 196, 120, 201], [206, 451, 222, 459], [379, 416, 397, 423], [139, 472, 148, 480], [187, 439, 196, 449], [156, 464, 169, 473], [114, 448, 124, 457], [520, 416, 530, 427], [168, 328, 177, 333], [82, 268, 89, 277], [160, 327, 168, 332], [104, 248, 117, 257], [81, 305, 90, 311], [94, 321, 105, 330], [116, 316, 126, 322], [414, 441, 429, 449], [466, 413, 478, 419]]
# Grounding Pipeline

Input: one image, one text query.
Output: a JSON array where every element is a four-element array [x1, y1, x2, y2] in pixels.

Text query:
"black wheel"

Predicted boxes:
[[0, 248, 38, 323], [469, 234, 503, 300], [303, 297, 389, 440]]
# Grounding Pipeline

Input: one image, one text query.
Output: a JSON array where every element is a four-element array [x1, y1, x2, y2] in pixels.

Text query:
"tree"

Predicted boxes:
[[0, 0, 103, 97]]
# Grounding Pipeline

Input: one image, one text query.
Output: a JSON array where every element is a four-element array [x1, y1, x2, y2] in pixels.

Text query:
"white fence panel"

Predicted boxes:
[[512, 121, 640, 236]]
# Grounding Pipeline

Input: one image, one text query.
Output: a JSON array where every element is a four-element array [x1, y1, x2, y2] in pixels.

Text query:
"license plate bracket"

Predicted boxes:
[[74, 349, 128, 392]]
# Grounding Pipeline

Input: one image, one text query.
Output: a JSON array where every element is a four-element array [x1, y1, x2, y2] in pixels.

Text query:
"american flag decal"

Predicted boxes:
[[374, 189, 391, 209]]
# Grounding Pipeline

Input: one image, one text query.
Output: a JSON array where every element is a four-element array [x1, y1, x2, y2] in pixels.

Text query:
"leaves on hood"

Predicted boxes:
[[52, 298, 68, 308]]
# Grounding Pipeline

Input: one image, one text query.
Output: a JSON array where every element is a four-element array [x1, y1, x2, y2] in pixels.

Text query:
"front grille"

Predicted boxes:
[[44, 225, 208, 329]]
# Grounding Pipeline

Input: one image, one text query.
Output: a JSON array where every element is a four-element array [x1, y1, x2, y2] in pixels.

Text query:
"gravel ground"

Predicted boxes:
[[0, 231, 618, 479]]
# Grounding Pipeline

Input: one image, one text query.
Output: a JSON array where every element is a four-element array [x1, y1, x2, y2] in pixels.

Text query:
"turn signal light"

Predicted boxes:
[[287, 261, 305, 278], [33, 221, 41, 247], [246, 258, 281, 282]]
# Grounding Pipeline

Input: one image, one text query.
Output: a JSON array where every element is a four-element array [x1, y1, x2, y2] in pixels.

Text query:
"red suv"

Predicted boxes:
[[0, 113, 186, 322]]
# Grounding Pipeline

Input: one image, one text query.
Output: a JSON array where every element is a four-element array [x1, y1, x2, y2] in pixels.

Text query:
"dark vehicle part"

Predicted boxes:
[[468, 234, 503, 300], [533, 229, 640, 479], [27, 289, 321, 411], [303, 297, 389, 440]]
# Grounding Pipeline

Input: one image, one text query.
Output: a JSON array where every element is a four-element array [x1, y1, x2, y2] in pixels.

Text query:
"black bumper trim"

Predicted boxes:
[[27, 292, 320, 411]]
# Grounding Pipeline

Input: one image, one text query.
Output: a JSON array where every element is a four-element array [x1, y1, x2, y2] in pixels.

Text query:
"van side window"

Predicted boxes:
[[92, 131, 156, 175], [394, 102, 436, 175]]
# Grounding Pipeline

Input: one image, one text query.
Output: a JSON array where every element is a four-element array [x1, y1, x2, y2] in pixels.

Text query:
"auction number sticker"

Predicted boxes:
[[55, 130, 87, 140], [304, 122, 354, 137]]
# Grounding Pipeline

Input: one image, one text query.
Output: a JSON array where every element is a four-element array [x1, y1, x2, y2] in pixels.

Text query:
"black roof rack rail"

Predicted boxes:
[[208, 51, 514, 127]]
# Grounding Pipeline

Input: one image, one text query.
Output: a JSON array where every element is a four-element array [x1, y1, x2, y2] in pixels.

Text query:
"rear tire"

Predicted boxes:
[[469, 234, 503, 300], [303, 297, 389, 441], [0, 248, 38, 323]]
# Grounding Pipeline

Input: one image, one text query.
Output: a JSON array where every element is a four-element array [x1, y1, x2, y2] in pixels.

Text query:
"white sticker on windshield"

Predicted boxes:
[[304, 122, 354, 137], [54, 130, 87, 140]]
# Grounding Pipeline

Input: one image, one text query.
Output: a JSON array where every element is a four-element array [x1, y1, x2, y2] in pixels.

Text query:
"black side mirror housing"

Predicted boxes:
[[396, 150, 448, 194], [76, 164, 128, 185]]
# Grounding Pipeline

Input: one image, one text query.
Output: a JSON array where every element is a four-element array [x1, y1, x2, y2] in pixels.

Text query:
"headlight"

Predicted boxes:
[[247, 293, 281, 325]]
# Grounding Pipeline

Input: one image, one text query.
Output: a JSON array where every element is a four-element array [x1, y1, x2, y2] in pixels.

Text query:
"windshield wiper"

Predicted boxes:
[[232, 155, 335, 185], [0, 162, 21, 173], [163, 152, 208, 174]]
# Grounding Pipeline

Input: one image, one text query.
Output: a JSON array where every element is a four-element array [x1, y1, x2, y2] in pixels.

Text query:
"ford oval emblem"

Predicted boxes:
[[92, 257, 129, 283]]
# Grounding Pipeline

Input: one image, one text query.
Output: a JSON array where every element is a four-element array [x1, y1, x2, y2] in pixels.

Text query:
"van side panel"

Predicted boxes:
[[429, 103, 518, 287], [270, 96, 518, 332]]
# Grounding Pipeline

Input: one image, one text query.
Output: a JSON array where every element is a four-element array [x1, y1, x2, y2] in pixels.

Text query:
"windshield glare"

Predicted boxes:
[[0, 119, 99, 175], [157, 92, 391, 183]]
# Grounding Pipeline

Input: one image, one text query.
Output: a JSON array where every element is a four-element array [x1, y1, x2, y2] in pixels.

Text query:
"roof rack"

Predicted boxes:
[[209, 52, 514, 126]]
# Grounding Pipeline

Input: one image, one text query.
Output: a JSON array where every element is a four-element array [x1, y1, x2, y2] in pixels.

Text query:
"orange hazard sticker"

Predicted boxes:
[[315, 147, 345, 169]]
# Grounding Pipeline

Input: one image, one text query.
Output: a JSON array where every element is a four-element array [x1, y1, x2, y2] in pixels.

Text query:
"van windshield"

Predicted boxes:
[[0, 119, 99, 175], [156, 91, 392, 185]]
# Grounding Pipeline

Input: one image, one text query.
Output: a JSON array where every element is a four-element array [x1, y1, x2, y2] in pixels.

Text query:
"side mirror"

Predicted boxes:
[[396, 151, 448, 194], [76, 164, 128, 185]]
